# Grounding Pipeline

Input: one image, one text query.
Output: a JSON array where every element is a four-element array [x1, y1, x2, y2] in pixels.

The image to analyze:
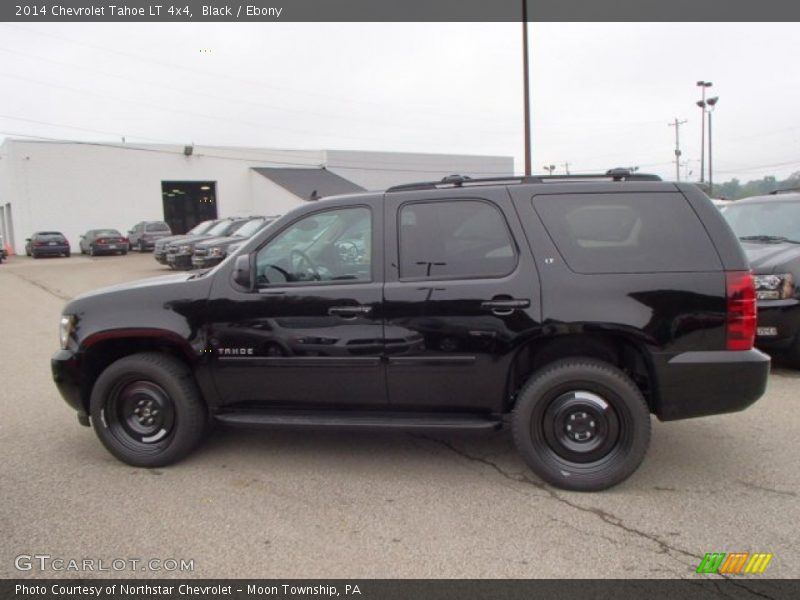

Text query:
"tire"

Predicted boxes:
[[121, 250, 128, 256], [89, 245, 96, 257], [26, 248, 31, 257], [32, 252, 39, 259], [89, 352, 207, 468], [64, 250, 71, 258], [139, 240, 146, 253], [512, 358, 651, 492]]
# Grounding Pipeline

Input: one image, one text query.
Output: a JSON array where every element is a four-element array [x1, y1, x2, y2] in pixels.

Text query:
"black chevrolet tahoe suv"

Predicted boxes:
[[52, 171, 770, 491]]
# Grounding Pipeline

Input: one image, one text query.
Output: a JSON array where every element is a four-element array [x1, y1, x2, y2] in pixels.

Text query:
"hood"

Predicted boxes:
[[741, 240, 800, 274], [74, 272, 197, 300], [194, 235, 243, 250], [155, 233, 201, 248]]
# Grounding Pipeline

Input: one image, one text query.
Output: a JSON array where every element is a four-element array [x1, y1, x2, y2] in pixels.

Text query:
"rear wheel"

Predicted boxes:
[[512, 358, 651, 492], [89, 245, 96, 257], [139, 240, 146, 253], [64, 250, 71, 258], [89, 353, 207, 467]]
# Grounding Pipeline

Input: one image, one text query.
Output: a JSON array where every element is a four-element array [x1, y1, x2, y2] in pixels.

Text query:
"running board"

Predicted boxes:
[[214, 410, 503, 432]]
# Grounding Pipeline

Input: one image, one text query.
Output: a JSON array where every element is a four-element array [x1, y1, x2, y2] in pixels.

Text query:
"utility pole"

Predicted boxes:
[[522, 0, 531, 176], [668, 118, 687, 181], [562, 162, 571, 175]]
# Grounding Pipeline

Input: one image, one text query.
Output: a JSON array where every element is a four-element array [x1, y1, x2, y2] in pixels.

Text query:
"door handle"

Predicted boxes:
[[329, 305, 373, 318], [481, 299, 530, 316]]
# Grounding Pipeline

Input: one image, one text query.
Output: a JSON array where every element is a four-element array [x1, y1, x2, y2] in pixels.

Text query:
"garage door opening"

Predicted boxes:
[[161, 181, 218, 234]]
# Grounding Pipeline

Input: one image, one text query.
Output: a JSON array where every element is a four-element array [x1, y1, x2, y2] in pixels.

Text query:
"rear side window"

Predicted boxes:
[[533, 192, 720, 273], [398, 199, 516, 279]]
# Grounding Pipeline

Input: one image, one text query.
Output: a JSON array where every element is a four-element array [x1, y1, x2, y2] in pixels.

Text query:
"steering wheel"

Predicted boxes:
[[336, 241, 360, 262], [290, 249, 320, 280]]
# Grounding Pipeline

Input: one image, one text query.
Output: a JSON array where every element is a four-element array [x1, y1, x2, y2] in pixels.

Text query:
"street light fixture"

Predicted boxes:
[[696, 81, 713, 182], [543, 164, 556, 175]]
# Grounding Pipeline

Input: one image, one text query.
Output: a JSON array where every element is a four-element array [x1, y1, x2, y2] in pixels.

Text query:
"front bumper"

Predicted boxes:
[[51, 349, 88, 424], [653, 349, 770, 421], [166, 252, 192, 269], [154, 249, 169, 264], [754, 298, 800, 351], [191, 255, 224, 269]]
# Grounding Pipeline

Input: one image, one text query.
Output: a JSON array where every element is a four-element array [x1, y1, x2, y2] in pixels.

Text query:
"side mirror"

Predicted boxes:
[[232, 254, 253, 289], [25, 238, 31, 242]]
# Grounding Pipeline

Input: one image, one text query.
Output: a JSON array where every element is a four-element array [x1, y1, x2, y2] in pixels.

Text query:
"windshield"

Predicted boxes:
[[188, 220, 214, 235], [146, 222, 170, 232], [723, 201, 800, 241], [207, 220, 238, 236], [95, 230, 122, 237], [231, 219, 266, 238]]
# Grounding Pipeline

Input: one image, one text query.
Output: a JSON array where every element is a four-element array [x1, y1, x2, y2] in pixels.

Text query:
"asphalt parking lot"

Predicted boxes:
[[0, 252, 798, 579]]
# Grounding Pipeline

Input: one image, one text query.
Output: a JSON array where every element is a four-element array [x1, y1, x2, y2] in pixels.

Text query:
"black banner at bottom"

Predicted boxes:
[[3, 579, 799, 600]]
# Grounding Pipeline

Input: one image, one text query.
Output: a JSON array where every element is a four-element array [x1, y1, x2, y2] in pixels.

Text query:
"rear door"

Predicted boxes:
[[382, 187, 542, 413]]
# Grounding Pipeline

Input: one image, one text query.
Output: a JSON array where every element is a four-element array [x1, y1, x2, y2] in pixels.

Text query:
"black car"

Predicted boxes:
[[153, 220, 218, 265], [127, 221, 172, 252], [166, 218, 250, 270], [191, 216, 278, 269], [52, 170, 769, 492], [25, 231, 71, 258], [79, 229, 129, 256], [723, 190, 800, 366]]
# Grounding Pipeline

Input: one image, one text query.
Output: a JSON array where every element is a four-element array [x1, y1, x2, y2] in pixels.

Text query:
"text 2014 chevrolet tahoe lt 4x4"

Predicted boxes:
[[52, 171, 769, 491]]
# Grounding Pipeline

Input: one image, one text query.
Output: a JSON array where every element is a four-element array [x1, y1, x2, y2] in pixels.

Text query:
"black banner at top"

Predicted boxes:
[[3, 0, 800, 22]]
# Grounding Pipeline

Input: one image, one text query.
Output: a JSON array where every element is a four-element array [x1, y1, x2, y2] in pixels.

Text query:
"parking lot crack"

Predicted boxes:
[[8, 271, 72, 301], [414, 434, 703, 570], [737, 480, 797, 498]]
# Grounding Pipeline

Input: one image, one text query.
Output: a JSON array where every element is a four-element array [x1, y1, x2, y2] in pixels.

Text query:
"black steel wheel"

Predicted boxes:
[[90, 353, 207, 467], [512, 358, 651, 492]]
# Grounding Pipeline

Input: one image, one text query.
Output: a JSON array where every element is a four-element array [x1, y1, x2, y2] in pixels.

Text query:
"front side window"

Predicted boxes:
[[398, 200, 516, 279], [255, 207, 371, 286]]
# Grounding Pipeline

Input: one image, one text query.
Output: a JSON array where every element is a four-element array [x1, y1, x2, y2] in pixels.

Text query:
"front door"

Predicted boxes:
[[382, 189, 541, 413], [208, 202, 387, 407]]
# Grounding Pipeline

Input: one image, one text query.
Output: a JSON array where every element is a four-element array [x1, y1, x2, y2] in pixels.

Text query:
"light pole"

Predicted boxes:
[[696, 81, 713, 182], [706, 96, 718, 195], [543, 164, 555, 175]]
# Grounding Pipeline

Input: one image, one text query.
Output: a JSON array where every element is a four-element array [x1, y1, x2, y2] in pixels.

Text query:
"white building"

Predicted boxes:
[[0, 139, 513, 255]]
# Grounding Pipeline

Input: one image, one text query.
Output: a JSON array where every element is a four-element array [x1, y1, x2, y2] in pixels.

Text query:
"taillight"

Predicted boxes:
[[726, 271, 756, 351], [97, 238, 107, 244]]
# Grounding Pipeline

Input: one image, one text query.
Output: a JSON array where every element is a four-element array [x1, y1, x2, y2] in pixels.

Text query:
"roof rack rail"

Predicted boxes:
[[386, 168, 661, 193], [768, 187, 800, 195]]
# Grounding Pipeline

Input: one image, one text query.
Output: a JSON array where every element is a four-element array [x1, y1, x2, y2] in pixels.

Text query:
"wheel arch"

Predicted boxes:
[[508, 332, 657, 413], [78, 332, 200, 414]]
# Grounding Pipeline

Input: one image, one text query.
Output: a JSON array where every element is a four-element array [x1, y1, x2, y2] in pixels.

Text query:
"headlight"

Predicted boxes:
[[210, 247, 225, 257], [754, 273, 795, 300], [178, 244, 192, 253], [59, 315, 75, 349]]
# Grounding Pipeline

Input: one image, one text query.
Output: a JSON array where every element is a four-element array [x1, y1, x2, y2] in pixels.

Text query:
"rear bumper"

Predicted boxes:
[[754, 299, 800, 351], [653, 349, 770, 421], [51, 349, 86, 421], [32, 246, 69, 256]]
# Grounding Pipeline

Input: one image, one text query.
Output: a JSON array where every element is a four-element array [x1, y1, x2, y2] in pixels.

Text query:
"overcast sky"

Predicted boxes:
[[0, 22, 798, 183]]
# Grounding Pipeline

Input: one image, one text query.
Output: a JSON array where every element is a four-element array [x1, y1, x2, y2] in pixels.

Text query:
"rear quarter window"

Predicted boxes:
[[533, 192, 721, 273]]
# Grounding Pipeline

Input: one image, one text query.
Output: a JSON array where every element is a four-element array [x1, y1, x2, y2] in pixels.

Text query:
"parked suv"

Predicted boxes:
[[128, 221, 172, 252], [51, 171, 769, 491], [191, 216, 278, 269], [165, 218, 250, 270], [154, 219, 218, 265], [723, 189, 800, 366]]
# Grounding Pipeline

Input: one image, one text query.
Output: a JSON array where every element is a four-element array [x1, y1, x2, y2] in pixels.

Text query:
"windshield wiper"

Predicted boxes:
[[739, 235, 800, 244]]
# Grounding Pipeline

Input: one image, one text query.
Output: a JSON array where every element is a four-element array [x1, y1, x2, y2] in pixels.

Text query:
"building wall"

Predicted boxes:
[[0, 141, 316, 254], [0, 140, 514, 255]]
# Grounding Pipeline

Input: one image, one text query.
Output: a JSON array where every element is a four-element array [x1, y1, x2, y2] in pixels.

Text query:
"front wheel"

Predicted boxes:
[[512, 358, 651, 492], [89, 353, 207, 467]]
